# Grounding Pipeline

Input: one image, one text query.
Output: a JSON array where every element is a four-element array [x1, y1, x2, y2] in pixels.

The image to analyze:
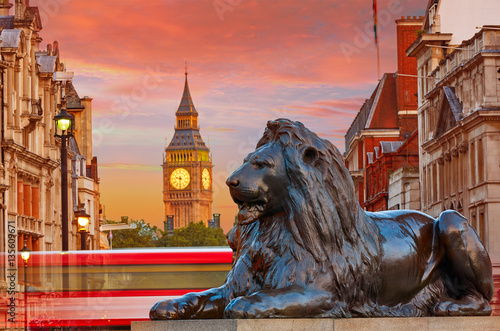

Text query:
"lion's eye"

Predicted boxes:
[[254, 161, 266, 169]]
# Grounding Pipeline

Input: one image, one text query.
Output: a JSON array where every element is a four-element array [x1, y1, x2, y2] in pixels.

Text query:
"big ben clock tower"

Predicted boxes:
[[163, 68, 213, 229]]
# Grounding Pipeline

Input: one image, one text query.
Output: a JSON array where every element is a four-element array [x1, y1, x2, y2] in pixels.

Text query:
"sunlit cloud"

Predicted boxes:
[[99, 163, 162, 172], [205, 127, 238, 132]]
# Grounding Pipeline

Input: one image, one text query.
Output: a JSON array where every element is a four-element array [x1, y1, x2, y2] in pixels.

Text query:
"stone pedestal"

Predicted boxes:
[[132, 316, 500, 331]]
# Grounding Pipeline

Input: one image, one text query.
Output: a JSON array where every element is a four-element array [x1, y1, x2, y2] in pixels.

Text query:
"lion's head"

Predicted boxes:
[[227, 119, 379, 267], [226, 142, 289, 225]]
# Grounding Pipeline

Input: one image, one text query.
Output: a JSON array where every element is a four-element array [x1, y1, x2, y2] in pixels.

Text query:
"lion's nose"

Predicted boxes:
[[226, 177, 239, 188]]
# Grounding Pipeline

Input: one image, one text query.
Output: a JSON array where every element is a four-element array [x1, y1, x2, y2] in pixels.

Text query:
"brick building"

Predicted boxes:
[[344, 16, 422, 211]]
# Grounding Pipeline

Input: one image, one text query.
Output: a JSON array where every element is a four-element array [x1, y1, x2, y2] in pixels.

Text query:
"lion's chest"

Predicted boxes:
[[247, 238, 293, 289], [249, 241, 275, 269]]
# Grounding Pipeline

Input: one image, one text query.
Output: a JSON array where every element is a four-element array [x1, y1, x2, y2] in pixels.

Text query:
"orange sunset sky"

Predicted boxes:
[[30, 0, 424, 232]]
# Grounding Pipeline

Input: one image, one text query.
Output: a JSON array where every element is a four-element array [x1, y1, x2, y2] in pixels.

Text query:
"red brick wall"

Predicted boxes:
[[395, 17, 422, 138], [395, 17, 421, 113]]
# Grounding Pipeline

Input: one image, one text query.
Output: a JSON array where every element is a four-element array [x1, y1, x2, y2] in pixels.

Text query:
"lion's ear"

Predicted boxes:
[[302, 146, 318, 165]]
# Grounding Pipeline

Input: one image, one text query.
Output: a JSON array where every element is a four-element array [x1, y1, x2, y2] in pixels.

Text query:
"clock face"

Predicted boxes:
[[202, 168, 211, 190], [170, 168, 190, 190]]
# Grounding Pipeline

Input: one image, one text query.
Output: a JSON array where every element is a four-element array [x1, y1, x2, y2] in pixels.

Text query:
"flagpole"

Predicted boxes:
[[373, 0, 380, 79], [376, 38, 381, 79]]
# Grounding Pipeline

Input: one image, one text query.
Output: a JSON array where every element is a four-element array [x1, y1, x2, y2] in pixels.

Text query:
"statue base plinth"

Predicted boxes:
[[132, 316, 500, 331]]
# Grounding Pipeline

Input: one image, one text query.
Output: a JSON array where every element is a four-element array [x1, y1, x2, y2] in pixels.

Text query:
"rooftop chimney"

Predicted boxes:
[[15, 0, 27, 20], [395, 17, 423, 112], [0, 0, 12, 16]]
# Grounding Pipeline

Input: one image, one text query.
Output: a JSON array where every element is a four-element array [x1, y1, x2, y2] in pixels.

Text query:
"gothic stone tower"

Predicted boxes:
[[163, 71, 213, 229]]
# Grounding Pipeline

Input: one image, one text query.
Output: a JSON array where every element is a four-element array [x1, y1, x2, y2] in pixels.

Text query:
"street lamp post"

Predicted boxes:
[[76, 208, 90, 250], [54, 108, 74, 251], [76, 208, 90, 296], [20, 242, 31, 331]]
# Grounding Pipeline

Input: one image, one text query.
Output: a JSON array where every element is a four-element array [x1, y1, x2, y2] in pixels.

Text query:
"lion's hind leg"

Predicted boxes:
[[432, 210, 494, 316]]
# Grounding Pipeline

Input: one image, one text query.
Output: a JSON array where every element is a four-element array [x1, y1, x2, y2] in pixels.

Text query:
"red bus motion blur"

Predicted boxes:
[[4, 247, 233, 330]]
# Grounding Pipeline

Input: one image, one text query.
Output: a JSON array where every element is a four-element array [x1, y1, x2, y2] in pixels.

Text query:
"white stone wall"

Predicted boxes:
[[434, 0, 500, 45], [388, 167, 420, 211]]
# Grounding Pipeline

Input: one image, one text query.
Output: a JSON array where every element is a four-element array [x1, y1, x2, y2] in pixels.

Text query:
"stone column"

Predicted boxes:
[[22, 46, 29, 102], [43, 84, 51, 146], [49, 86, 55, 145], [14, 61, 20, 128], [6, 62, 13, 130], [30, 40, 36, 102]]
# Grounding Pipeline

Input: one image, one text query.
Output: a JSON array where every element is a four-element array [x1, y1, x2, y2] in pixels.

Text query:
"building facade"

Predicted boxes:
[[0, 0, 101, 305], [406, 0, 500, 314], [163, 71, 213, 229], [344, 17, 422, 211]]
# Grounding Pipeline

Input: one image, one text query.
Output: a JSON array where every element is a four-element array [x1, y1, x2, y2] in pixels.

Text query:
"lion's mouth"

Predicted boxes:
[[234, 199, 266, 225]]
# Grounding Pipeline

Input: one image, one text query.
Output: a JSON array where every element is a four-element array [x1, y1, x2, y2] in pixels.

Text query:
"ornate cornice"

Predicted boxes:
[[3, 140, 60, 171], [17, 170, 40, 185]]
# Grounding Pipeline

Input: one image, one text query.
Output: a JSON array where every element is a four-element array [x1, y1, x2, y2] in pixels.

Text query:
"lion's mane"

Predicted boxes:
[[247, 119, 382, 309]]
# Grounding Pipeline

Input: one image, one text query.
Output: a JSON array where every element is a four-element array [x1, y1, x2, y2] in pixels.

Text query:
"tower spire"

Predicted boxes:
[[185, 60, 188, 77], [176, 62, 197, 115]]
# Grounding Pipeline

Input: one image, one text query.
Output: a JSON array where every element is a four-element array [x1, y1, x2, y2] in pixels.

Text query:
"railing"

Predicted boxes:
[[18, 215, 43, 234], [431, 31, 488, 82]]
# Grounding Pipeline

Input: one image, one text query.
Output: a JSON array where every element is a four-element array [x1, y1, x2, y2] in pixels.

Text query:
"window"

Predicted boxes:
[[470, 210, 477, 234], [422, 167, 427, 206], [17, 181, 23, 214], [23, 184, 31, 216], [22, 128, 30, 149], [32, 187, 39, 219], [439, 160, 444, 199], [432, 163, 437, 202], [479, 210, 486, 245], [450, 155, 455, 194], [478, 139, 484, 182], [470, 142, 476, 186], [458, 152, 463, 190]]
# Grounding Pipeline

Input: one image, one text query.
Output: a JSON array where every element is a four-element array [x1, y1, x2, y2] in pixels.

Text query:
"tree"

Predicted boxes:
[[158, 221, 228, 247], [109, 219, 161, 248]]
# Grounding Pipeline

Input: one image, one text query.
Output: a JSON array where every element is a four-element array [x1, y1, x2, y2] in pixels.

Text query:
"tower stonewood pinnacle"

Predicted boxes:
[[162, 72, 213, 229]]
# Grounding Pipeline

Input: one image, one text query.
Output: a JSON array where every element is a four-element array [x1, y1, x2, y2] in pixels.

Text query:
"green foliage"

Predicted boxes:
[[109, 219, 161, 248], [107, 219, 228, 248], [158, 221, 228, 247]]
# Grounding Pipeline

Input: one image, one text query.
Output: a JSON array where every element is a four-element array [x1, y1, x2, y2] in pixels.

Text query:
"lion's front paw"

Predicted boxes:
[[224, 297, 266, 319], [150, 299, 190, 320]]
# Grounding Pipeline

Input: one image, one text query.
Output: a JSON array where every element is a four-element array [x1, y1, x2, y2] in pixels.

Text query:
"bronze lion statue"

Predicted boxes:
[[150, 119, 493, 319]]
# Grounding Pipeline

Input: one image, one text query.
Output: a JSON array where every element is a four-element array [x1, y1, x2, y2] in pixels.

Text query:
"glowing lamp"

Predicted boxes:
[[54, 108, 74, 135], [20, 244, 31, 264], [77, 210, 90, 232]]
